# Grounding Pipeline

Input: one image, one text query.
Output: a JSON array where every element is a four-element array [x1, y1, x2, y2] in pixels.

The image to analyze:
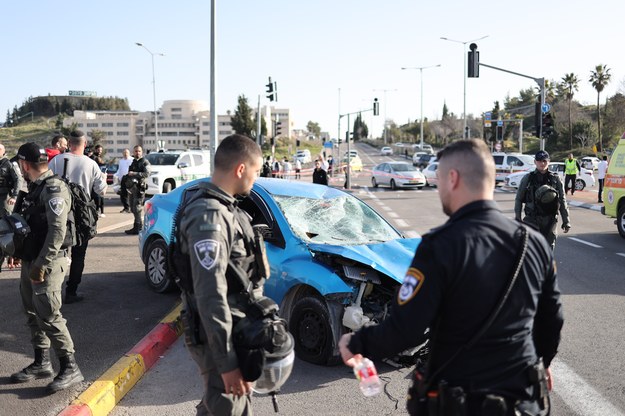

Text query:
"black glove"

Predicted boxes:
[[562, 223, 571, 233]]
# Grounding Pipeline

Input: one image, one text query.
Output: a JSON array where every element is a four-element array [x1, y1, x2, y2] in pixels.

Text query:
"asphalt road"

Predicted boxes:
[[2, 144, 624, 415]]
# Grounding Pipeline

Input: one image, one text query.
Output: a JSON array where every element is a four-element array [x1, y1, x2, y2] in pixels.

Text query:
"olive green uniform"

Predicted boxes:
[[515, 170, 570, 250], [17, 170, 74, 356], [179, 182, 263, 416]]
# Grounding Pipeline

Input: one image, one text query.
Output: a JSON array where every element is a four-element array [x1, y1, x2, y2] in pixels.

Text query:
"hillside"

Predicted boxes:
[[0, 118, 57, 156]]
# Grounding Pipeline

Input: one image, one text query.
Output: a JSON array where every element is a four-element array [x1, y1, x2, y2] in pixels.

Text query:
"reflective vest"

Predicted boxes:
[[565, 159, 579, 175]]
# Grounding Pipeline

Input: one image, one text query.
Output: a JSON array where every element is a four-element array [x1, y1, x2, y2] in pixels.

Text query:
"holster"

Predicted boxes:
[[180, 308, 202, 346], [529, 358, 549, 412]]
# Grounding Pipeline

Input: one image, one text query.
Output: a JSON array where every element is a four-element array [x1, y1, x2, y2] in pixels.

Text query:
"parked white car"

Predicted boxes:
[[581, 156, 600, 170], [504, 162, 595, 191], [294, 149, 312, 164], [380, 146, 393, 156], [144, 149, 211, 195], [421, 162, 439, 187], [371, 161, 426, 190], [493, 153, 536, 183]]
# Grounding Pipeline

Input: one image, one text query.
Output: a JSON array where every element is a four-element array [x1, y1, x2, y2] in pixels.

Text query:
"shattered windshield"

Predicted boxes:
[[273, 194, 401, 245]]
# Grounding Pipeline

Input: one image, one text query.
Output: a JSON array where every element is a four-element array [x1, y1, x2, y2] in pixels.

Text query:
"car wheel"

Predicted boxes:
[[390, 179, 397, 190], [371, 177, 378, 188], [289, 296, 338, 365], [144, 239, 175, 293], [575, 179, 585, 191], [163, 181, 173, 194], [617, 204, 625, 239], [417, 186, 423, 190]]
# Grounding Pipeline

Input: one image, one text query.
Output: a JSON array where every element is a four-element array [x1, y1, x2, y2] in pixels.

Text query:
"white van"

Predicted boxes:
[[144, 149, 211, 194], [412, 144, 434, 154], [493, 153, 535, 183]]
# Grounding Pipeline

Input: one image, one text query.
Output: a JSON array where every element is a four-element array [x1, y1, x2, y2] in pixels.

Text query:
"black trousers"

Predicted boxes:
[[564, 174, 576, 194], [120, 175, 129, 209], [66, 240, 89, 295], [598, 178, 605, 201]]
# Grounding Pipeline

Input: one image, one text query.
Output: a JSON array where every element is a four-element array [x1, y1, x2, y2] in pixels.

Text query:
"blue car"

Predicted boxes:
[[139, 178, 421, 365]]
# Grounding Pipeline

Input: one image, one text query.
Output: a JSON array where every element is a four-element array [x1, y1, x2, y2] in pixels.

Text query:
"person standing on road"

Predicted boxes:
[[282, 157, 292, 180], [597, 155, 609, 203], [312, 159, 328, 185], [563, 153, 581, 195], [8, 142, 84, 393], [515, 150, 570, 250], [90, 144, 106, 218], [294, 157, 302, 179], [115, 148, 133, 213], [339, 139, 563, 415], [178, 134, 264, 415], [124, 145, 150, 235], [49, 130, 107, 303]]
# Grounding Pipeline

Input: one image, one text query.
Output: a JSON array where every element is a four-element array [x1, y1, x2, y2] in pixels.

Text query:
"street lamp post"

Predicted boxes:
[[401, 65, 441, 149], [440, 35, 489, 138], [136, 42, 165, 150]]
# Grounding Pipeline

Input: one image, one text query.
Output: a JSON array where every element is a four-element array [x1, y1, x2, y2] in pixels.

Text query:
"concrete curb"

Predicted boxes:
[[58, 303, 183, 416]]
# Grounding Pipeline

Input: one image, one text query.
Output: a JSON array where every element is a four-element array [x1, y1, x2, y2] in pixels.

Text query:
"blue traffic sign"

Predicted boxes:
[[485, 111, 492, 121], [497, 120, 503, 126], [541, 103, 551, 113]]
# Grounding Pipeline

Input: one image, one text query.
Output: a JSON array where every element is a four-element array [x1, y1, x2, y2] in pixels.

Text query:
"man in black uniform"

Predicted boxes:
[[125, 145, 150, 235], [312, 159, 328, 185], [515, 150, 570, 250], [339, 139, 563, 415]]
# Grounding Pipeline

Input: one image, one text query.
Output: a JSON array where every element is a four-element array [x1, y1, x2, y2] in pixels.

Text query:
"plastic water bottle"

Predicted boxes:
[[353, 357, 382, 397]]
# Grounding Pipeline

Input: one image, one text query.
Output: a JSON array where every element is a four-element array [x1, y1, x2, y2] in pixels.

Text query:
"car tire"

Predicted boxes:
[[289, 296, 339, 365], [617, 204, 625, 239], [575, 179, 585, 191], [417, 186, 423, 190], [144, 239, 175, 293], [163, 182, 173, 194], [371, 177, 378, 188], [390, 179, 397, 190]]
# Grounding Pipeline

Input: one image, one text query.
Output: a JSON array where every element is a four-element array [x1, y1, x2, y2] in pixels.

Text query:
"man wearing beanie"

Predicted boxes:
[[7, 142, 84, 393]]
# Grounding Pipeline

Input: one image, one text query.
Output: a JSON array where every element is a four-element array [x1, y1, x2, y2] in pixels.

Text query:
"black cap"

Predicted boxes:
[[18, 142, 48, 163], [535, 150, 550, 161]]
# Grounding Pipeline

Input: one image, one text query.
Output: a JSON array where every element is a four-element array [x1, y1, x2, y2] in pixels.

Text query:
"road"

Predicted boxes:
[[2, 143, 624, 415]]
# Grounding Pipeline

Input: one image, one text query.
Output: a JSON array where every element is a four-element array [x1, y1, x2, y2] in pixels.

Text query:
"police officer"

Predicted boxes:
[[0, 143, 22, 217], [563, 152, 581, 195], [515, 150, 570, 250], [339, 140, 563, 416], [8, 142, 84, 393], [178, 134, 264, 415], [124, 145, 150, 235]]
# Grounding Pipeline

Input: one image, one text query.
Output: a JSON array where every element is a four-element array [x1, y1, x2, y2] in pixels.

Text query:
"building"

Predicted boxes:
[[64, 100, 236, 159]]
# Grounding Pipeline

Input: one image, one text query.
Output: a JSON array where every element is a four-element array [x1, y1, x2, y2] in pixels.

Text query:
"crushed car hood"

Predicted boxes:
[[307, 238, 420, 283]]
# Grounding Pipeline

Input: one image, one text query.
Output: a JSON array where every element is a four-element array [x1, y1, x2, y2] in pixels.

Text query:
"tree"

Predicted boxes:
[[230, 95, 255, 137], [306, 121, 321, 138], [89, 129, 106, 150], [353, 114, 368, 140], [559, 73, 580, 149], [589, 64, 612, 151]]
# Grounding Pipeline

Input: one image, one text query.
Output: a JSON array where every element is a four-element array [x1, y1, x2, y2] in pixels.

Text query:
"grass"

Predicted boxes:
[[0, 118, 58, 156]]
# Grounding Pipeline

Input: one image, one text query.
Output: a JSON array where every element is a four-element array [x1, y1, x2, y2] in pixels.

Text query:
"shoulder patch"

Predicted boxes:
[[48, 197, 65, 216], [398, 267, 425, 305], [194, 239, 220, 271], [47, 185, 61, 193]]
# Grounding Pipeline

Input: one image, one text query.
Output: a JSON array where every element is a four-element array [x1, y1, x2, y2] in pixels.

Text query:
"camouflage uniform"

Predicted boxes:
[[179, 182, 263, 416], [515, 170, 570, 250]]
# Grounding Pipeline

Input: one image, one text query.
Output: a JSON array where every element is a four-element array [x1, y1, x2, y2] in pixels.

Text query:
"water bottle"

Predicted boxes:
[[353, 357, 382, 397]]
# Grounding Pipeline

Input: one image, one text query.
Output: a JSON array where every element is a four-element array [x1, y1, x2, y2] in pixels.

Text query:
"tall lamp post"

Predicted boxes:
[[440, 35, 489, 138], [401, 65, 441, 149], [136, 42, 165, 150]]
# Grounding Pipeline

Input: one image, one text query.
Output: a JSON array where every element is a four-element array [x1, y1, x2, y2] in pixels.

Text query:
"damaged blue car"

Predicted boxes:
[[139, 178, 421, 365]]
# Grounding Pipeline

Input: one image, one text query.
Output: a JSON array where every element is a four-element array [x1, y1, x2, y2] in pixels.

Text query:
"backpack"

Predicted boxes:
[[526, 171, 559, 217]]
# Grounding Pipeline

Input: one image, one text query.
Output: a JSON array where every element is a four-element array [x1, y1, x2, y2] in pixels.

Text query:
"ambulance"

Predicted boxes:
[[602, 136, 625, 238]]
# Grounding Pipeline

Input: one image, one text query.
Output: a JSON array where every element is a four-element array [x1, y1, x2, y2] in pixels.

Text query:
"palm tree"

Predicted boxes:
[[560, 73, 579, 149], [589, 65, 612, 152]]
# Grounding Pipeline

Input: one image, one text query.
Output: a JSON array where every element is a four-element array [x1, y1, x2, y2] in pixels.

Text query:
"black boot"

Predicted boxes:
[[47, 354, 84, 393], [10, 348, 54, 383], [125, 224, 139, 235]]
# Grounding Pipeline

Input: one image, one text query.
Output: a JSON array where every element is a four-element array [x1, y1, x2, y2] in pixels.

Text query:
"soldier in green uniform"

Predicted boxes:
[[8, 142, 84, 393], [124, 145, 150, 235], [515, 150, 571, 250], [178, 134, 264, 416]]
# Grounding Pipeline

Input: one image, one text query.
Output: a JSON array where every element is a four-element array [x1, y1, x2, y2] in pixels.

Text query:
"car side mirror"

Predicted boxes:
[[253, 224, 274, 242], [177, 162, 189, 169]]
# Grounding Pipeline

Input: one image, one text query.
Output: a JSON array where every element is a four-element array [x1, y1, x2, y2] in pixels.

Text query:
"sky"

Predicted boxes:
[[2, 0, 625, 140]]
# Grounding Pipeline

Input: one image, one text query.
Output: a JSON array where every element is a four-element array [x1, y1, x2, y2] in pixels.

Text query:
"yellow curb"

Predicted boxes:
[[70, 354, 146, 416]]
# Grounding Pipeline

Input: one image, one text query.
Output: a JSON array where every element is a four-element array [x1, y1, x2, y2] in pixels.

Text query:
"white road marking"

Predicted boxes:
[[567, 237, 603, 248], [396, 219, 409, 228], [616, 253, 625, 258], [381, 206, 392, 211], [98, 220, 135, 234], [551, 359, 624, 416], [388, 212, 399, 218], [404, 230, 420, 238]]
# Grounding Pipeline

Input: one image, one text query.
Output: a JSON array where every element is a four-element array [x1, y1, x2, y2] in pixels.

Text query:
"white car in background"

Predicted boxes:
[[581, 156, 600, 170], [421, 162, 439, 187], [371, 161, 426, 190], [380, 146, 393, 156], [504, 162, 595, 191], [294, 149, 312, 164]]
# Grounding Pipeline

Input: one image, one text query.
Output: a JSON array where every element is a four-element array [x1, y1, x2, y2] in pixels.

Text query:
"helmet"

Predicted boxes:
[[252, 332, 295, 394], [535, 184, 557, 204], [0, 213, 31, 256]]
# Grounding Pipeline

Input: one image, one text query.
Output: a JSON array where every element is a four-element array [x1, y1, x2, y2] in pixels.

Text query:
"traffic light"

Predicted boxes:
[[534, 102, 541, 137], [266, 77, 277, 101], [496, 125, 503, 140], [275, 121, 283, 136], [296, 139, 301, 147], [542, 112, 554, 137], [373, 98, 379, 116], [468, 43, 479, 78]]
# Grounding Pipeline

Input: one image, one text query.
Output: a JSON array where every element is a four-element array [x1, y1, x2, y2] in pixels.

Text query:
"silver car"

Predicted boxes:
[[371, 161, 426, 190]]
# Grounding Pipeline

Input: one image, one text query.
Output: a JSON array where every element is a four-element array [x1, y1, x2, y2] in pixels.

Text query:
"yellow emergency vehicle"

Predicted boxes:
[[602, 136, 625, 238]]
